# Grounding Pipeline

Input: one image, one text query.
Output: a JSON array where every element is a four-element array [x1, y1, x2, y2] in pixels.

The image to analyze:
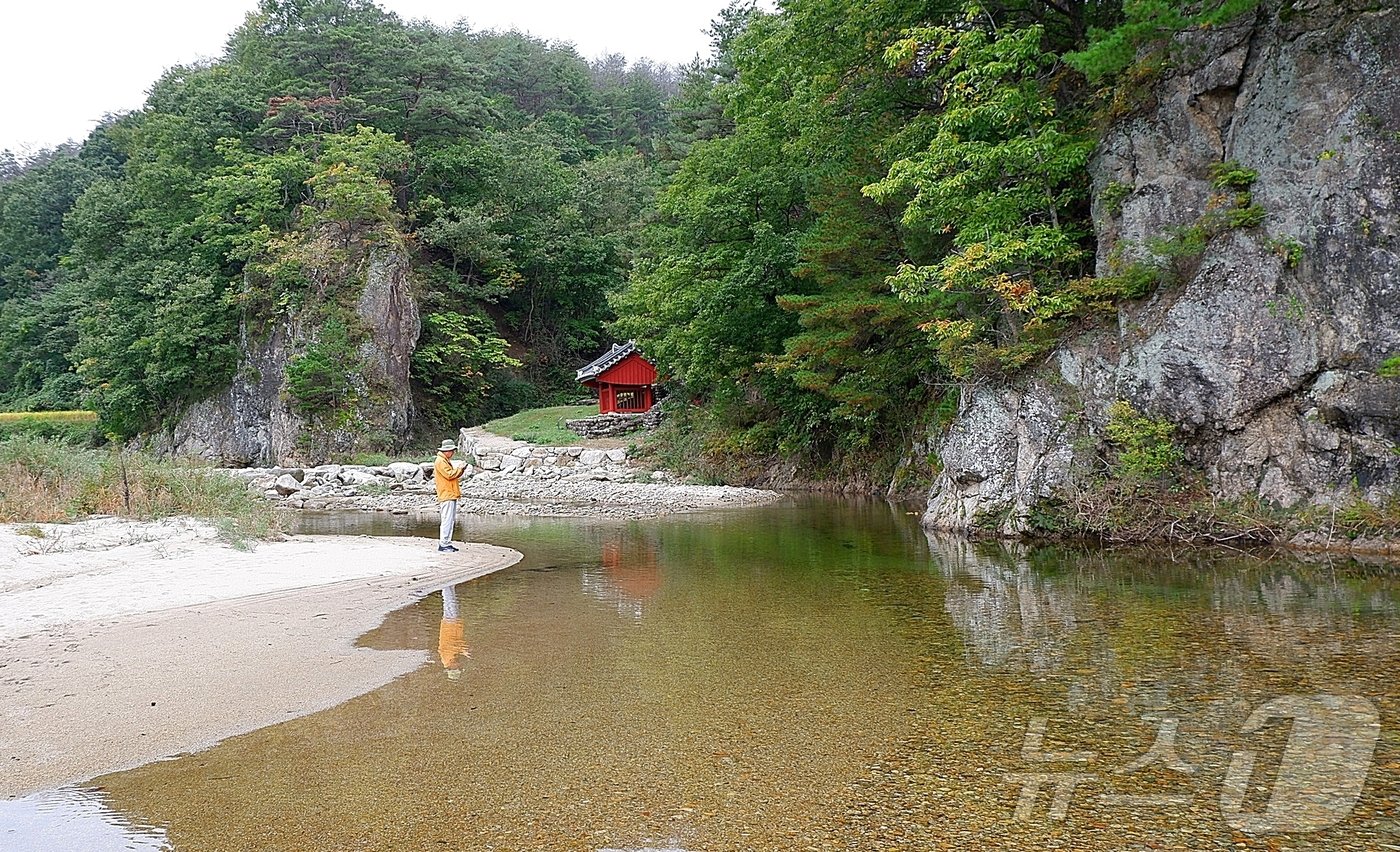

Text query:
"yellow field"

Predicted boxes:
[[0, 410, 97, 423]]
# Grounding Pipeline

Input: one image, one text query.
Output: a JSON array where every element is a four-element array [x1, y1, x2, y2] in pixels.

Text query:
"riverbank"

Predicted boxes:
[[0, 518, 520, 797], [227, 439, 783, 519]]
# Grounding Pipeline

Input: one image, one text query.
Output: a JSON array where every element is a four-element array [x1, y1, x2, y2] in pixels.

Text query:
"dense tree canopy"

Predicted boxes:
[[0, 0, 1261, 470]]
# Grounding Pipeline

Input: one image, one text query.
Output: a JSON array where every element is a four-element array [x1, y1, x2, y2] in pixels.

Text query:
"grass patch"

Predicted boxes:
[[0, 436, 277, 545], [482, 405, 597, 446], [0, 410, 97, 423], [0, 410, 100, 445], [1293, 494, 1400, 543]]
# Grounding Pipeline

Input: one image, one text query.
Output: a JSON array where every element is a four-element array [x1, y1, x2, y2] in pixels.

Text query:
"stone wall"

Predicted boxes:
[[564, 404, 663, 438], [231, 443, 637, 508], [924, 1, 1400, 534]]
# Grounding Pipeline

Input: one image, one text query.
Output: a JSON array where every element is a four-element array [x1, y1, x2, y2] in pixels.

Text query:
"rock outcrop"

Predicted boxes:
[[925, 1, 1400, 534], [167, 248, 420, 466]]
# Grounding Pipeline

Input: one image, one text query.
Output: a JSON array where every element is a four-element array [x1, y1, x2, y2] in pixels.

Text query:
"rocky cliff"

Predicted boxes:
[[167, 249, 420, 466], [924, 1, 1400, 534]]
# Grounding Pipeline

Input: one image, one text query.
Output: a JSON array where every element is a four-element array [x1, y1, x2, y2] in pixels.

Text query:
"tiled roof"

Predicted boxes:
[[576, 341, 638, 381]]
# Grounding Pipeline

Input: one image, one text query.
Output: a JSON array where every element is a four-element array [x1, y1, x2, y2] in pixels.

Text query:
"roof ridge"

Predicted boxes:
[[576, 340, 638, 381]]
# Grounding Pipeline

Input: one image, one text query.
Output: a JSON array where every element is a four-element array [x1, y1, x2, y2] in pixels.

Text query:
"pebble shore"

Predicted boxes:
[[224, 441, 782, 519]]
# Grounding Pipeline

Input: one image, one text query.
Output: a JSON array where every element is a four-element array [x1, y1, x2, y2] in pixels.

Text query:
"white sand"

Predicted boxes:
[[0, 518, 521, 797]]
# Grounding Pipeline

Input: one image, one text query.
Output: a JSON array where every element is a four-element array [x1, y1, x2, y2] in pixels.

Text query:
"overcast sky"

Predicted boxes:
[[0, 0, 755, 154]]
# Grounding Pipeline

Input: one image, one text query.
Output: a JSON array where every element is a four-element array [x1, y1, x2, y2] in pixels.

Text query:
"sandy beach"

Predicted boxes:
[[0, 518, 520, 798]]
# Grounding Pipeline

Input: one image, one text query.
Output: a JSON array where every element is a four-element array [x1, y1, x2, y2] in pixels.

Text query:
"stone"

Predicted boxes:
[[387, 462, 422, 480], [478, 454, 501, 471], [605, 448, 628, 463], [454, 429, 477, 457], [273, 474, 303, 496], [339, 469, 380, 486], [579, 449, 607, 466], [499, 455, 524, 473], [565, 413, 648, 438]]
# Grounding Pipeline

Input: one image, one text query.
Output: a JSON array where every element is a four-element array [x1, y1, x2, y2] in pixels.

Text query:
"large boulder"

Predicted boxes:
[[387, 461, 423, 481], [338, 468, 381, 486], [273, 474, 303, 496]]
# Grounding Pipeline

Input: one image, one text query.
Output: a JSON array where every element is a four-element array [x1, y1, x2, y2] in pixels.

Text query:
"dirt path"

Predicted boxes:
[[459, 425, 633, 451]]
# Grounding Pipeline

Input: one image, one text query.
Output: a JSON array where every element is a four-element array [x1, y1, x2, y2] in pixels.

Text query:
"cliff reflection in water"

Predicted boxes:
[[934, 535, 1081, 673]]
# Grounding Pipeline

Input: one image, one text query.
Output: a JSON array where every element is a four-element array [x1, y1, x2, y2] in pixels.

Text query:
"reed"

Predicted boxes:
[[0, 436, 277, 544]]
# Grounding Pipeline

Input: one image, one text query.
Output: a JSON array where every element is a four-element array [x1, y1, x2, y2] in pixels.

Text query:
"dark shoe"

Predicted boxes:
[[438, 544, 459, 552]]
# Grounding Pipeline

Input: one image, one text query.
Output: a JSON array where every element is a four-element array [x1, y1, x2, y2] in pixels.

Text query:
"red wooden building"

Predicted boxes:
[[576, 342, 657, 414]]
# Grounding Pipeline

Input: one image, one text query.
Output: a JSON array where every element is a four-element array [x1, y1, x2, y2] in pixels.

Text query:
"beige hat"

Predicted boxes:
[[439, 440, 458, 452]]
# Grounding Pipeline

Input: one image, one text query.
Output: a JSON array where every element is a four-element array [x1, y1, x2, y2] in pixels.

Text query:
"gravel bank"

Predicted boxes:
[[227, 440, 784, 519]]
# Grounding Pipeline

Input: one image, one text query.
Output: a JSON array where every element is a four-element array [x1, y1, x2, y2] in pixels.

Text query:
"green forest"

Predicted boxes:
[[0, 0, 1259, 475]]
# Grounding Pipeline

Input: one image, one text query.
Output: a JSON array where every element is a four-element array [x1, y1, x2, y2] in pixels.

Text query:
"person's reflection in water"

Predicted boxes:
[[438, 583, 470, 680]]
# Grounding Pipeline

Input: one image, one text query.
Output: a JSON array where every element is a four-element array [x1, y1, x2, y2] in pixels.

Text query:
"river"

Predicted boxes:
[[2, 498, 1396, 850]]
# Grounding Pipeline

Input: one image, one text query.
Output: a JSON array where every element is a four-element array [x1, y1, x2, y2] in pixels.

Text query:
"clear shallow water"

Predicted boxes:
[[9, 500, 1400, 851]]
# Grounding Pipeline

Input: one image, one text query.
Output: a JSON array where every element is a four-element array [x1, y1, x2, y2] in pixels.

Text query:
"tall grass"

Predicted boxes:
[[0, 436, 277, 544]]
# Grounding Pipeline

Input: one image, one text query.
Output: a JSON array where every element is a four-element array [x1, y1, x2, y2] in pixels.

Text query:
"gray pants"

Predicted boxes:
[[438, 499, 458, 546]]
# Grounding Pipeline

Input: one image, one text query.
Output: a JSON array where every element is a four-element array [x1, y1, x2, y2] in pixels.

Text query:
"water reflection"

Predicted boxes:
[[932, 534, 1080, 673], [899, 530, 1400, 850], [582, 538, 662, 619], [12, 501, 1398, 851], [0, 786, 170, 851], [437, 583, 471, 680]]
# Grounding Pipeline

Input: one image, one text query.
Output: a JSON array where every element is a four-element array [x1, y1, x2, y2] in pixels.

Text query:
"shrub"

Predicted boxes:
[[1209, 160, 1259, 190], [285, 317, 357, 418], [1104, 400, 1183, 480]]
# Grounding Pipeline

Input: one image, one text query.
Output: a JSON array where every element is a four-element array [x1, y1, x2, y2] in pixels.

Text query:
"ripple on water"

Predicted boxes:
[[0, 786, 170, 851]]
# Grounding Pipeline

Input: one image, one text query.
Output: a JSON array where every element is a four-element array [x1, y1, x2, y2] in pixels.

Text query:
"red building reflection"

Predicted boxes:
[[582, 538, 661, 619]]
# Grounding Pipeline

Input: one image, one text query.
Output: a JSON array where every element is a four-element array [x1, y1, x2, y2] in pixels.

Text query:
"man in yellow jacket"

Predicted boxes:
[[434, 439, 467, 552]]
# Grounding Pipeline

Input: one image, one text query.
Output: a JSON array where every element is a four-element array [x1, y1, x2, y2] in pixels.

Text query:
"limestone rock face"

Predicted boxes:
[[926, 1, 1400, 533], [168, 249, 421, 466], [925, 382, 1078, 536]]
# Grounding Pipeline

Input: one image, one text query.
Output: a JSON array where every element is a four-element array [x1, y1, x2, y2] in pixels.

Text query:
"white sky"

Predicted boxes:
[[0, 0, 753, 154]]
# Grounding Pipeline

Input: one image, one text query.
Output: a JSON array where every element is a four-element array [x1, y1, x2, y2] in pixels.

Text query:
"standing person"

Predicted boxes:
[[434, 439, 466, 552]]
